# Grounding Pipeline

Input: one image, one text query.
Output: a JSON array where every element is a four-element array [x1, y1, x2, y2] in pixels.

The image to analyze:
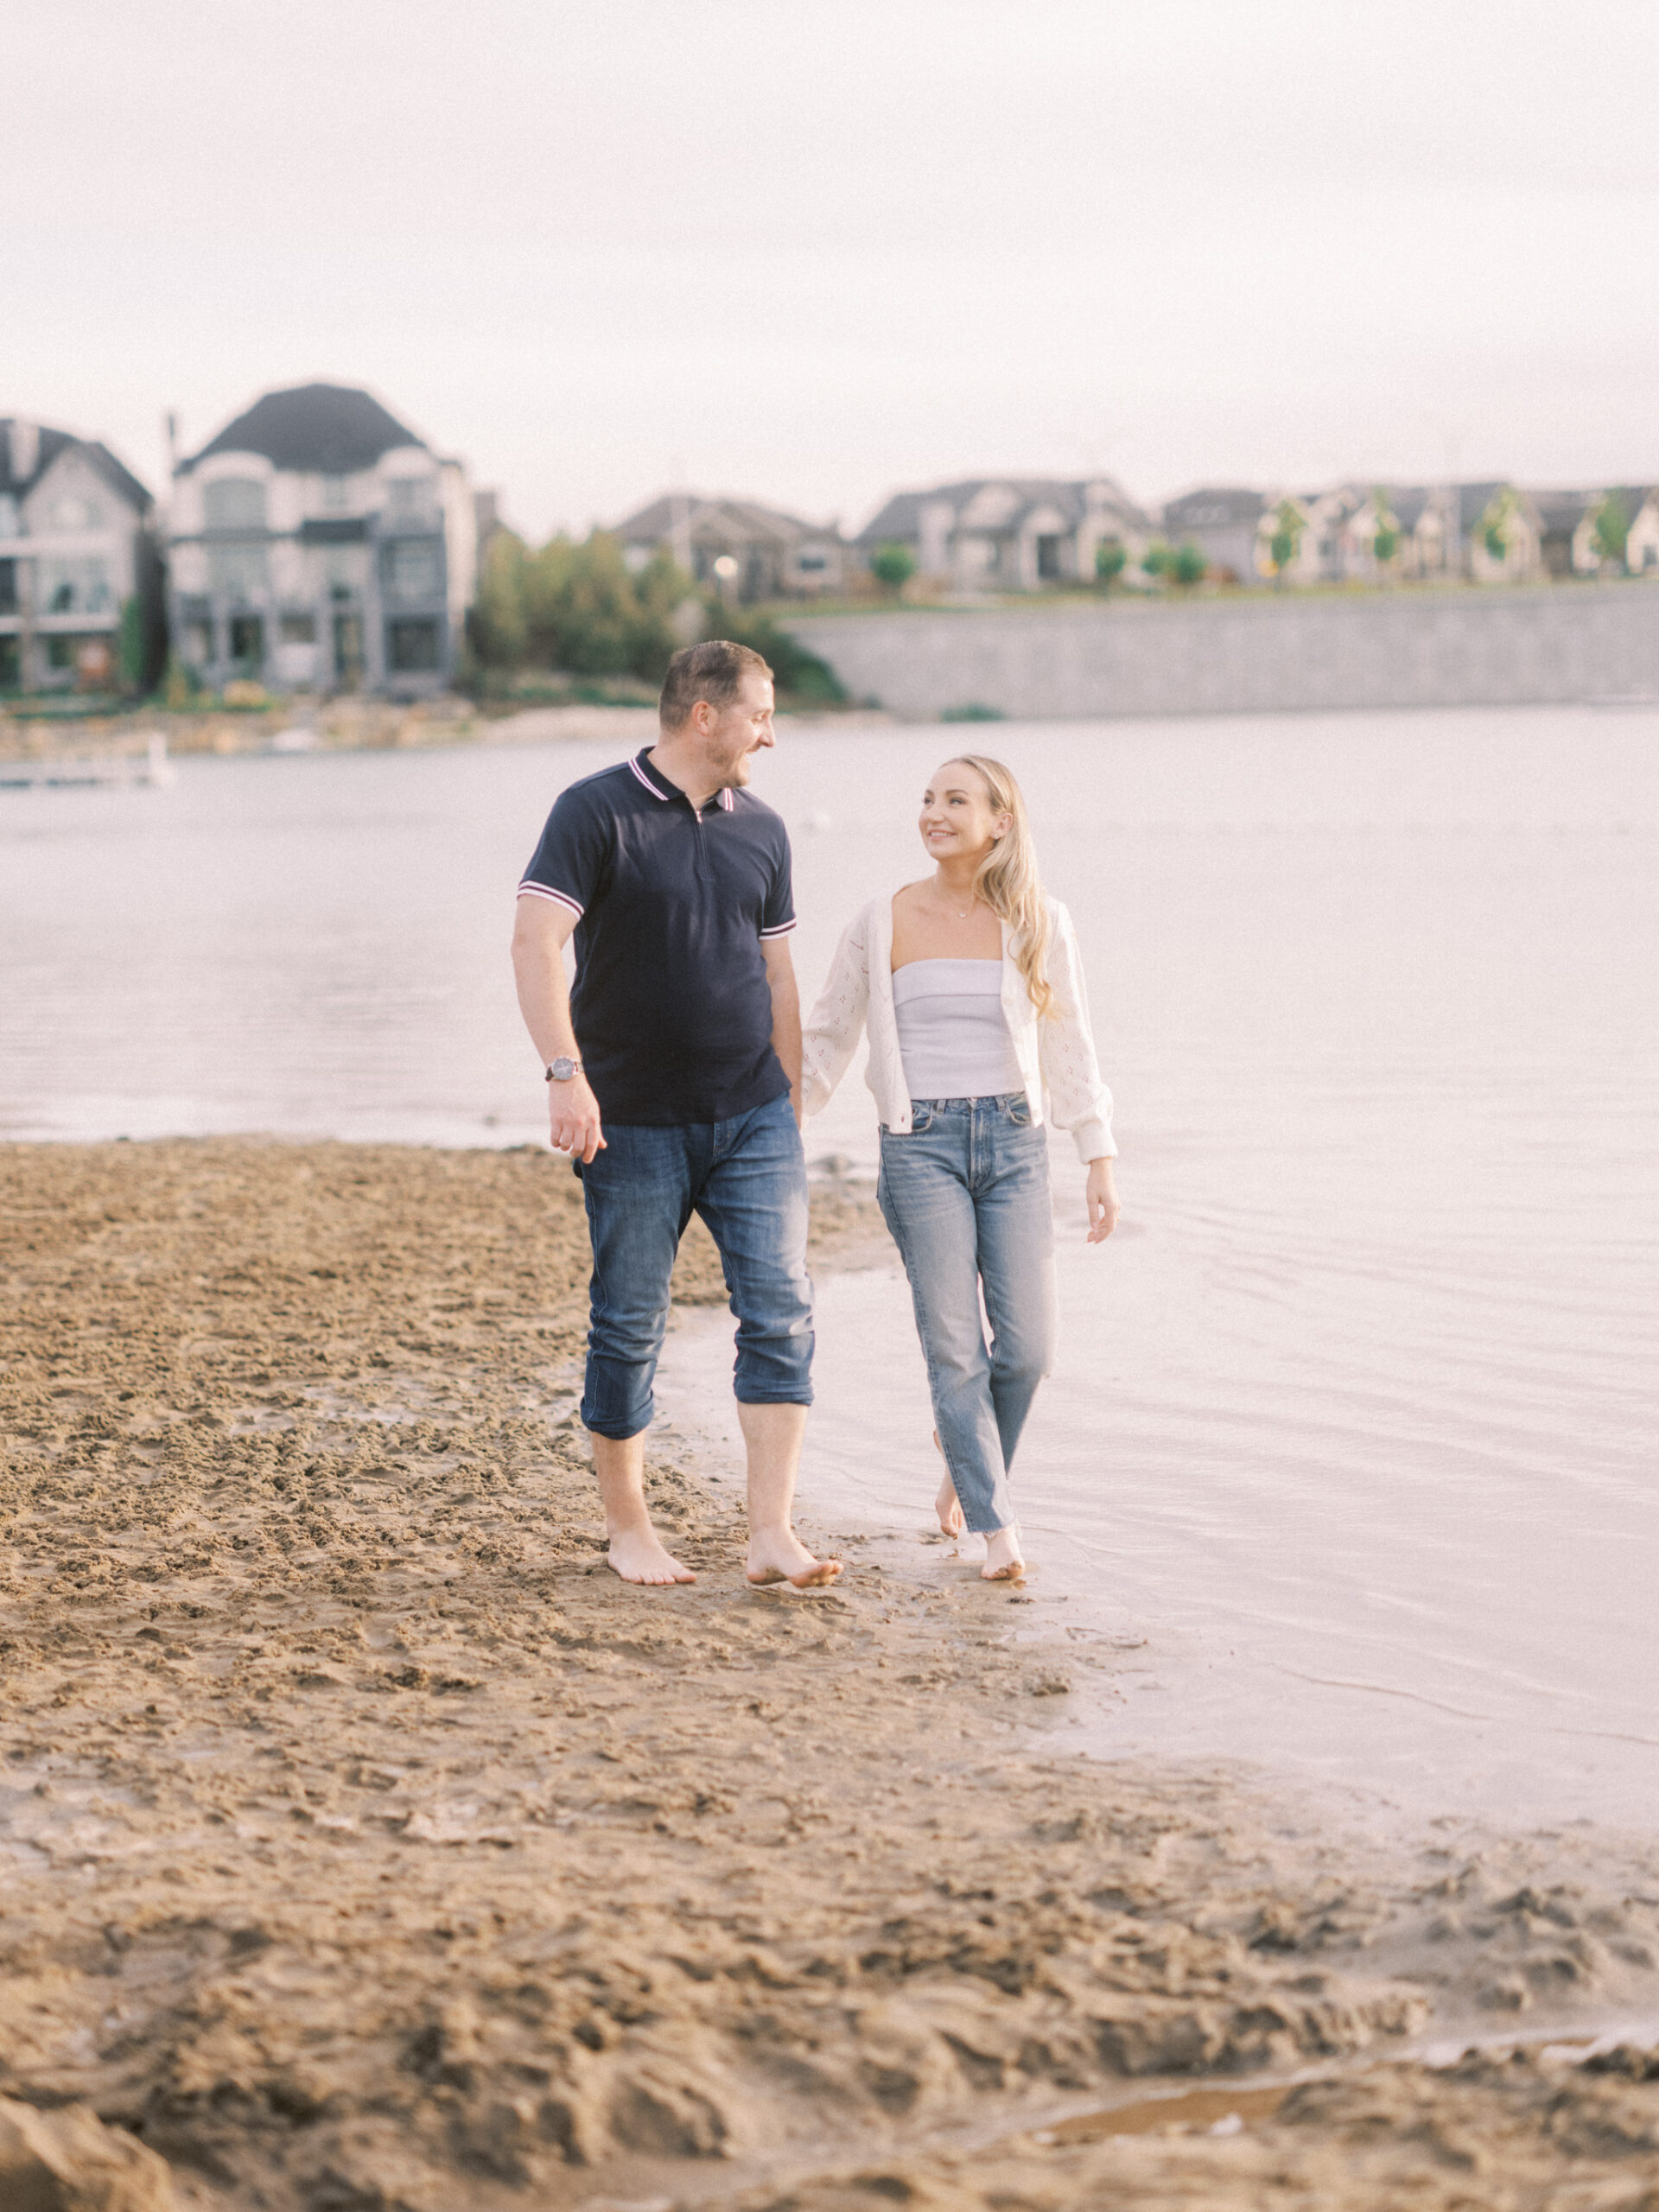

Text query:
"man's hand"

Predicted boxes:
[[548, 1072, 606, 1162], [1085, 1157, 1119, 1244]]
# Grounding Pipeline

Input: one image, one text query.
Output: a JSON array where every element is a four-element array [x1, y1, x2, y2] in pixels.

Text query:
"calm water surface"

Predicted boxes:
[[4, 710, 1656, 1826]]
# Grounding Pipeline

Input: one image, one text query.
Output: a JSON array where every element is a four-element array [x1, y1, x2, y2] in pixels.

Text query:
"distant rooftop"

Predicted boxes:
[[179, 383, 427, 476], [1, 417, 151, 511]]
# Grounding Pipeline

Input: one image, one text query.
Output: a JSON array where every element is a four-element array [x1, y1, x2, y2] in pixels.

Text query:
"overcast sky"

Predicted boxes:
[[11, 1, 1659, 538]]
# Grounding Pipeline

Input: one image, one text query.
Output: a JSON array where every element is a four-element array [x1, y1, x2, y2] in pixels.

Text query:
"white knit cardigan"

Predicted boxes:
[[801, 893, 1115, 1163]]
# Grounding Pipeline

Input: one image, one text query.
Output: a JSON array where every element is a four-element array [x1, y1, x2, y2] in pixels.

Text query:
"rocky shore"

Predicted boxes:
[[3, 1140, 1658, 2209]]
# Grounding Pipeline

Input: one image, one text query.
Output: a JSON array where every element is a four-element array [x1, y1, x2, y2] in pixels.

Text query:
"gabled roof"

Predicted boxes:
[[1, 419, 151, 512], [855, 475, 1150, 547], [180, 383, 427, 476], [1529, 488, 1604, 533], [1162, 486, 1266, 531], [613, 493, 833, 548]]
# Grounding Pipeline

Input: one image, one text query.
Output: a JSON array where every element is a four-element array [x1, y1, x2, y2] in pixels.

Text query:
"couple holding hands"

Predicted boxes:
[[512, 639, 1116, 1590]]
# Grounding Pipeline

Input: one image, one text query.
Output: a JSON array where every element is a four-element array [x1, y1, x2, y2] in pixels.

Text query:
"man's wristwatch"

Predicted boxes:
[[544, 1056, 582, 1084]]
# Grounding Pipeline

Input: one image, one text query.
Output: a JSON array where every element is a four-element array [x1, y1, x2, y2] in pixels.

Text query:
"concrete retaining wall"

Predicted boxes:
[[783, 585, 1659, 720]]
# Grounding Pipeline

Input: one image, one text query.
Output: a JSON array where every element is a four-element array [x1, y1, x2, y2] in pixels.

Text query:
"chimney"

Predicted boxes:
[[10, 417, 40, 482], [165, 411, 180, 475]]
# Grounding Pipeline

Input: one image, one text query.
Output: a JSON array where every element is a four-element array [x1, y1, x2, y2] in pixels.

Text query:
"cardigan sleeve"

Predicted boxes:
[[802, 906, 871, 1118], [1037, 902, 1116, 1161]]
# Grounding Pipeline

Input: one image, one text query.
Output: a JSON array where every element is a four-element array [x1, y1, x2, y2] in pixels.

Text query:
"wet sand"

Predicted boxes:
[[3, 1140, 1659, 2209]]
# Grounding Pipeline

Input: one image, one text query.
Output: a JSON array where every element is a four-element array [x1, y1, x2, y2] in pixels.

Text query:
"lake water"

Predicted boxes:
[[4, 709, 1656, 1829]]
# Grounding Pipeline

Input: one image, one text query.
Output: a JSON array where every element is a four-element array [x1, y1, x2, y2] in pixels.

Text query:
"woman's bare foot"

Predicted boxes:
[[747, 1529, 843, 1590], [933, 1433, 963, 1537], [607, 1528, 696, 1585], [982, 1526, 1025, 1582]]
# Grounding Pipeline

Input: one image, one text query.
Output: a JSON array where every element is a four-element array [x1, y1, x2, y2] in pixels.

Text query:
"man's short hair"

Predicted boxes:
[[658, 639, 772, 729]]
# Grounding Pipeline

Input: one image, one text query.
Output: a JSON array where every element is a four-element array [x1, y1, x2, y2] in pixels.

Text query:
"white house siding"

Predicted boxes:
[[170, 414, 467, 697], [0, 431, 152, 691]]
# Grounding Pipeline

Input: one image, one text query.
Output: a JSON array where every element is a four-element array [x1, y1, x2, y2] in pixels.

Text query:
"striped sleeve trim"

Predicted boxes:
[[517, 881, 584, 918], [758, 918, 798, 938]]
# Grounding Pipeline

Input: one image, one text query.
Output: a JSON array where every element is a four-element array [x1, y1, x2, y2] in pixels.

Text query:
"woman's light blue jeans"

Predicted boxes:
[[876, 1093, 1057, 1534]]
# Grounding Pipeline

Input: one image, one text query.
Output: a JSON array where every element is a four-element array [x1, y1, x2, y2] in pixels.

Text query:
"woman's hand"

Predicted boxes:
[[1085, 1157, 1119, 1244]]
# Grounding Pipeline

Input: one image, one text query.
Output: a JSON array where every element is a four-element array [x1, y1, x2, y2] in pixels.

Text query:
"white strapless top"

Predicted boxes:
[[890, 959, 1024, 1100]]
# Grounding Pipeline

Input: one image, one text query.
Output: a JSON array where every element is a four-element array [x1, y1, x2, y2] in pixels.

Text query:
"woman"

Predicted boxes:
[[803, 755, 1117, 1581]]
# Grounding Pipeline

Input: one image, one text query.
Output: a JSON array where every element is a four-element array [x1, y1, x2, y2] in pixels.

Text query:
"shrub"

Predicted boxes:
[[1141, 542, 1172, 579], [870, 541, 917, 596], [1170, 541, 1207, 587], [1094, 538, 1127, 588]]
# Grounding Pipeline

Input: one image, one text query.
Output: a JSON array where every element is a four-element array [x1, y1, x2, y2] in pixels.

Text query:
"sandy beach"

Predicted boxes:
[[1, 1139, 1656, 2208]]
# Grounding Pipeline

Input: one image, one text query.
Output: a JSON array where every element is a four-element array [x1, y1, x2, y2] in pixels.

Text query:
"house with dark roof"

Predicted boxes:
[[855, 477, 1152, 593], [1529, 486, 1650, 578], [166, 383, 476, 695], [1159, 488, 1268, 584], [612, 493, 846, 600], [1, 418, 162, 693]]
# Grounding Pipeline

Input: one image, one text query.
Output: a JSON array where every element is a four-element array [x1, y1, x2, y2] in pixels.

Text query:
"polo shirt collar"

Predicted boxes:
[[630, 748, 735, 812]]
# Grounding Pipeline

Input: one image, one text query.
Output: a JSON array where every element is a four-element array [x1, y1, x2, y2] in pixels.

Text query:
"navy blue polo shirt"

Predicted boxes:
[[518, 747, 796, 1124]]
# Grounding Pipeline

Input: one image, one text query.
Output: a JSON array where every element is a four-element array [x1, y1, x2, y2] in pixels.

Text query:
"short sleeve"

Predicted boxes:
[[518, 787, 608, 921], [758, 826, 796, 939]]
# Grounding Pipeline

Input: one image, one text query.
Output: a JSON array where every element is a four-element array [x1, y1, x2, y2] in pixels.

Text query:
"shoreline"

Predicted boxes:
[[3, 1139, 1658, 2208]]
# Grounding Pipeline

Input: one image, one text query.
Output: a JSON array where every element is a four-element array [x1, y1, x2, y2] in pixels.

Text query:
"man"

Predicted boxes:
[[512, 639, 840, 1591]]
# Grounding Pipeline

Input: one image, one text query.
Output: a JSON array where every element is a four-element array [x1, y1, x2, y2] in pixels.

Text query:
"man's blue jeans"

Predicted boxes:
[[877, 1094, 1057, 1534], [577, 1091, 814, 1440]]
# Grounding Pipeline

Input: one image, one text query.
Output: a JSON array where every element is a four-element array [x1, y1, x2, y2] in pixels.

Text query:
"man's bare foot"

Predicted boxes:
[[747, 1528, 843, 1590], [933, 1433, 963, 1537], [607, 1528, 696, 1586], [982, 1526, 1025, 1582]]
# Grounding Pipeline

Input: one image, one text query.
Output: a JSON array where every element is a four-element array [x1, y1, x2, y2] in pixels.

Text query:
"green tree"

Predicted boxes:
[[1268, 499, 1304, 582], [118, 596, 147, 694], [467, 530, 685, 683], [1481, 487, 1518, 564], [1093, 537, 1127, 589], [1141, 541, 1172, 580], [466, 530, 530, 669], [1170, 540, 1207, 588], [1592, 492, 1630, 569], [870, 541, 917, 597], [1371, 489, 1400, 567]]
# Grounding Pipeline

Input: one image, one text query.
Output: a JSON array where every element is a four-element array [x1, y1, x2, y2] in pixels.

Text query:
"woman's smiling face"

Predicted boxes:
[[918, 760, 1008, 864]]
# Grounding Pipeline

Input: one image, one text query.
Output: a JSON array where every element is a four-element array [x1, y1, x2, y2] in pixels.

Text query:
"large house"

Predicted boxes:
[[857, 477, 1152, 593], [166, 383, 475, 696], [0, 418, 161, 692], [613, 493, 846, 600]]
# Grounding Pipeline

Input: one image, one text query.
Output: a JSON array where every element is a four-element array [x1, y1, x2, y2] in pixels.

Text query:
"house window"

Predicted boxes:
[[48, 635, 76, 669], [0, 496, 20, 537], [204, 478, 268, 530], [49, 496, 104, 530], [0, 637, 18, 688], [0, 559, 15, 614], [40, 559, 112, 613], [321, 474, 350, 512], [209, 543, 269, 597], [279, 611, 316, 644], [183, 618, 214, 664], [1036, 534, 1064, 581], [387, 476, 435, 520], [797, 550, 829, 573], [387, 617, 440, 671], [227, 613, 264, 665], [385, 539, 444, 601]]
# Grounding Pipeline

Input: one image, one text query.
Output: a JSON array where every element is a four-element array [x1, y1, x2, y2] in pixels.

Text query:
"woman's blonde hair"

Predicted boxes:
[[949, 753, 1054, 1018]]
